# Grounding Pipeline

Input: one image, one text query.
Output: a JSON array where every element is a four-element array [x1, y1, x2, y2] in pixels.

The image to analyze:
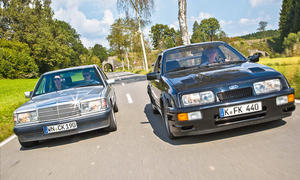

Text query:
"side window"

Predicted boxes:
[[35, 78, 46, 95], [154, 55, 162, 73]]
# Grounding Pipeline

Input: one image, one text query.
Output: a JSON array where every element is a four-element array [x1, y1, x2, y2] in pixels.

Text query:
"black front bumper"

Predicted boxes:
[[167, 90, 295, 137], [14, 109, 112, 142]]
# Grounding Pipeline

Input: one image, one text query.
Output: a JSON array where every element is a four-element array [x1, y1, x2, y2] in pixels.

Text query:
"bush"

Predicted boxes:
[[0, 39, 38, 78]]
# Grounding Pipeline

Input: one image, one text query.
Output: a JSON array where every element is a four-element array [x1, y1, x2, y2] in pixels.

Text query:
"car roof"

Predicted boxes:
[[42, 65, 97, 76], [161, 41, 226, 54]]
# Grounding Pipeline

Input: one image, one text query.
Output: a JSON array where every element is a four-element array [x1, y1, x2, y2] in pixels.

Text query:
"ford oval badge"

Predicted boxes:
[[229, 85, 239, 90]]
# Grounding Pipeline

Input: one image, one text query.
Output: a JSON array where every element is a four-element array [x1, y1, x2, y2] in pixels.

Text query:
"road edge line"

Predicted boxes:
[[0, 135, 16, 148]]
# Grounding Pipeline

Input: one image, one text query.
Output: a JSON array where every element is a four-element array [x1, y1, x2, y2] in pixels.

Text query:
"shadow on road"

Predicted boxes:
[[20, 129, 110, 151], [144, 104, 286, 145]]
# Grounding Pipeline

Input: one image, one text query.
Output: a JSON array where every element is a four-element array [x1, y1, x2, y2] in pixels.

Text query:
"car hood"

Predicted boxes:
[[15, 86, 105, 113], [164, 62, 281, 92]]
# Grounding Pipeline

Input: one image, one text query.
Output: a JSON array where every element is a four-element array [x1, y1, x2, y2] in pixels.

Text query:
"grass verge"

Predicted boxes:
[[259, 56, 300, 98], [0, 79, 38, 142]]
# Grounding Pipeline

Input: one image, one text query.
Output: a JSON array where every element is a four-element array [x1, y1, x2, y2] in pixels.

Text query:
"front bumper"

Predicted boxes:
[[167, 89, 295, 137], [14, 109, 112, 142]]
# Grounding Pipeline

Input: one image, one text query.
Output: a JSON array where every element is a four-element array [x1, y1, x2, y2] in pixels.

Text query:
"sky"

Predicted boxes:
[[51, 0, 283, 49]]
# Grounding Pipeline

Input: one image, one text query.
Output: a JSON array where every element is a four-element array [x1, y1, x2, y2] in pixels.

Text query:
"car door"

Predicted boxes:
[[150, 55, 162, 108]]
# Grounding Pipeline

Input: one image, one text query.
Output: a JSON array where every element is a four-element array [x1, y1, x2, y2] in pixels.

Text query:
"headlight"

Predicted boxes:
[[80, 99, 107, 113], [253, 79, 281, 95], [16, 111, 38, 124], [182, 91, 215, 106]]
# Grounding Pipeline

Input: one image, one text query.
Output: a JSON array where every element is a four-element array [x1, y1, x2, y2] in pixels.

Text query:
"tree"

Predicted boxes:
[[91, 44, 108, 63], [178, 0, 190, 45], [0, 39, 38, 78], [117, 0, 154, 71], [257, 21, 268, 32], [0, 0, 88, 74], [150, 24, 177, 49], [192, 21, 199, 33], [199, 18, 220, 41], [279, 0, 300, 42]]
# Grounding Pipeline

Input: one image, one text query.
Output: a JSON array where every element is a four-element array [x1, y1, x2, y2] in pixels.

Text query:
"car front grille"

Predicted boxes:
[[217, 87, 253, 101], [38, 104, 80, 121]]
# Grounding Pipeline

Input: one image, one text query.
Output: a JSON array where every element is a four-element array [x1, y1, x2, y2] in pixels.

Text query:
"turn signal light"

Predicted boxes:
[[178, 113, 188, 121], [288, 94, 295, 103]]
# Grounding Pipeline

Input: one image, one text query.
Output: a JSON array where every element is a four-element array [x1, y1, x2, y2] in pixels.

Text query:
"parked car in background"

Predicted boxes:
[[14, 65, 118, 147], [147, 41, 295, 139]]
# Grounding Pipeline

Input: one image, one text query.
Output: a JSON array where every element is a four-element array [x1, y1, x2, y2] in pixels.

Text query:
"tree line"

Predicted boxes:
[[0, 0, 108, 78]]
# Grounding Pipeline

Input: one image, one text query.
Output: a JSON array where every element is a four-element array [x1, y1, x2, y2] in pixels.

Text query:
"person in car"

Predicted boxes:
[[202, 47, 218, 65], [83, 70, 92, 81], [53, 75, 64, 91]]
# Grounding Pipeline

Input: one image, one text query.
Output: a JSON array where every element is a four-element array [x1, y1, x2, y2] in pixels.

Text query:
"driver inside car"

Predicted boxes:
[[202, 47, 218, 65]]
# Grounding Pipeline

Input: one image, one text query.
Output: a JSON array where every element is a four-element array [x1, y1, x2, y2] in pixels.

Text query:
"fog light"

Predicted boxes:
[[178, 111, 202, 121], [188, 111, 202, 120], [276, 96, 288, 105], [288, 94, 295, 103]]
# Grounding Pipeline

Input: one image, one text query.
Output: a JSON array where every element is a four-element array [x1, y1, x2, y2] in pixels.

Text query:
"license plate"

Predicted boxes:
[[44, 121, 77, 134], [219, 102, 262, 118]]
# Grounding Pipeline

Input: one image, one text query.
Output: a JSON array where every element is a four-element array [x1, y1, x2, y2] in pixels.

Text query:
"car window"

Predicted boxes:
[[154, 55, 162, 73], [164, 43, 246, 73], [33, 67, 104, 96]]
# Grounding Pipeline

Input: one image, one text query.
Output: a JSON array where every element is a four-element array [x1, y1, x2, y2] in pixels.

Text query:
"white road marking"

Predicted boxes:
[[209, 166, 215, 171], [0, 135, 16, 147], [126, 93, 133, 104], [295, 99, 300, 104], [122, 82, 125, 86]]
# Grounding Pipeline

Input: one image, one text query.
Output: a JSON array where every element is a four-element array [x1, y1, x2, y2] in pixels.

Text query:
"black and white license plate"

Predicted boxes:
[[219, 102, 262, 118], [44, 121, 77, 134]]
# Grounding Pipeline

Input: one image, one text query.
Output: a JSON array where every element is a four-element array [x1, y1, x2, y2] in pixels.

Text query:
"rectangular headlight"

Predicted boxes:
[[80, 99, 107, 114], [182, 91, 215, 106], [16, 111, 38, 124], [253, 79, 281, 95]]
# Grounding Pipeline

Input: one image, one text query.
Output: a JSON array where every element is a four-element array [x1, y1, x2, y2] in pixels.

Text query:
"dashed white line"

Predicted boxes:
[[0, 135, 16, 147], [126, 93, 133, 104], [122, 82, 125, 86]]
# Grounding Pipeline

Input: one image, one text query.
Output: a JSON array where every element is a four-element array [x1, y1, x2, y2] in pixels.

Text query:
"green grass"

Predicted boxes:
[[259, 56, 300, 98], [0, 79, 38, 142]]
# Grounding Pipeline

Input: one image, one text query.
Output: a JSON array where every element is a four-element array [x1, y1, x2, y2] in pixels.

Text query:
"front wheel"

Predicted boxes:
[[106, 108, 117, 132], [162, 106, 176, 139]]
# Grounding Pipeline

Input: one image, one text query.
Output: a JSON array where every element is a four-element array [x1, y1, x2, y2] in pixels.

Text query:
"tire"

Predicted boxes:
[[148, 89, 159, 114], [151, 102, 159, 114], [18, 138, 38, 148], [113, 102, 119, 113], [107, 107, 117, 132], [162, 106, 176, 139]]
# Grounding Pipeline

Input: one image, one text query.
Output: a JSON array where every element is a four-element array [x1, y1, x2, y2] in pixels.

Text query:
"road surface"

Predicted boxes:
[[1, 72, 300, 180]]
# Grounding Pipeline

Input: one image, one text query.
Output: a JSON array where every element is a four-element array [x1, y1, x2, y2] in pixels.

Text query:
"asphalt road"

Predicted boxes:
[[1, 72, 300, 180]]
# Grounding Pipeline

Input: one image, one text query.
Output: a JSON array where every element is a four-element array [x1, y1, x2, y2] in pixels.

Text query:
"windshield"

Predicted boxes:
[[33, 67, 103, 96], [164, 43, 246, 73]]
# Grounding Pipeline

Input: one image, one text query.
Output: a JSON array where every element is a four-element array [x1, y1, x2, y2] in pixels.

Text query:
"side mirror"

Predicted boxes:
[[24, 91, 32, 98], [146, 72, 160, 80], [248, 54, 260, 62], [107, 79, 115, 84]]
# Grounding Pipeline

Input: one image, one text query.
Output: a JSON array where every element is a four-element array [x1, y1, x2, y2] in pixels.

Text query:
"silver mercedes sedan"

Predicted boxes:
[[13, 65, 118, 148]]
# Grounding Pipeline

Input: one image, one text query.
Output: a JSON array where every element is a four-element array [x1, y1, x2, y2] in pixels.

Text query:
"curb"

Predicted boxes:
[[0, 135, 16, 148]]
